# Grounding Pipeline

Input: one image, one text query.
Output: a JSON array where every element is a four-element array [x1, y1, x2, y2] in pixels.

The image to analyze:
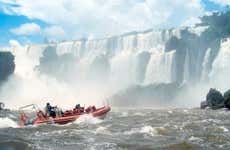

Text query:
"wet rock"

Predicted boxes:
[[224, 89, 230, 109], [0, 102, 5, 110], [200, 101, 208, 109], [206, 88, 225, 109], [38, 46, 76, 81], [0, 52, 15, 84]]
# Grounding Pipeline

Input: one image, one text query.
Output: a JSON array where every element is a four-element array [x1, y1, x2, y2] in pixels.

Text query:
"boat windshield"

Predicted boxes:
[[19, 104, 40, 122]]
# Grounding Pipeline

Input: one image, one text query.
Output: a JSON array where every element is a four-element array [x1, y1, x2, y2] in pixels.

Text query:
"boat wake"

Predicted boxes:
[[74, 114, 103, 125], [0, 117, 18, 128]]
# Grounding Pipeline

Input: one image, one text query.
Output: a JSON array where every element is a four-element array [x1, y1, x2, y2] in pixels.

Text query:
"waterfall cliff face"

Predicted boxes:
[[23, 29, 182, 87], [0, 29, 183, 106], [1, 26, 229, 107]]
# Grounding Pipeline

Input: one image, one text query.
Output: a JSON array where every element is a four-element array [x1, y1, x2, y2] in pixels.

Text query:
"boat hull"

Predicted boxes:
[[20, 106, 111, 127]]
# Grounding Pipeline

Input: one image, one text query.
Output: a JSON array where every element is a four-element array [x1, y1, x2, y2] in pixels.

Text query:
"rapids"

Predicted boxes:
[[0, 108, 230, 149]]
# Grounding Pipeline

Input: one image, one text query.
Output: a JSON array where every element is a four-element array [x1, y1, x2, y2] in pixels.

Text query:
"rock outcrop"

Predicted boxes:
[[206, 88, 225, 109], [224, 90, 230, 110], [0, 51, 15, 84], [200, 101, 208, 109], [201, 88, 230, 110]]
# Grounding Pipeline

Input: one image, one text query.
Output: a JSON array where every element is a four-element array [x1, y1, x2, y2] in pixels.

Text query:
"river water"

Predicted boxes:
[[0, 108, 230, 150]]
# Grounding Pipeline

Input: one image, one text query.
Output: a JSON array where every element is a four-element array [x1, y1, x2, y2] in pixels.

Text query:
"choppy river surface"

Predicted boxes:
[[0, 108, 230, 150]]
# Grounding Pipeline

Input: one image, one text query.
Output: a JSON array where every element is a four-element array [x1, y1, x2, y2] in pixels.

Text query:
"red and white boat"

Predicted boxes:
[[19, 104, 111, 127]]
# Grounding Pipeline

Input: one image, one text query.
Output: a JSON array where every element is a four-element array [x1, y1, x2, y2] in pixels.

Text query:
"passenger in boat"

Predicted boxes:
[[85, 106, 96, 113], [73, 104, 81, 114], [45, 103, 56, 118], [75, 104, 81, 109], [37, 110, 47, 120], [73, 104, 84, 114], [21, 113, 28, 122]]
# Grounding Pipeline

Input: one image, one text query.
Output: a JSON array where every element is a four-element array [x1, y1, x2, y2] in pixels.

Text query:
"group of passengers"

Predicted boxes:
[[44, 103, 97, 118]]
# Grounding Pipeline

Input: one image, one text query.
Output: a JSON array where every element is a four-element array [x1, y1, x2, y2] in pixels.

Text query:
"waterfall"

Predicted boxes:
[[110, 51, 138, 89], [201, 48, 211, 81], [1, 28, 209, 107], [56, 41, 75, 56], [209, 38, 230, 91], [144, 50, 176, 84], [0, 24, 230, 108], [183, 49, 190, 84]]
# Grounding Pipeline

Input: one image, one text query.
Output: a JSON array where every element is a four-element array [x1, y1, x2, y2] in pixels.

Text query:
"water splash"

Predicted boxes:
[[219, 126, 229, 132], [0, 117, 18, 128], [74, 114, 103, 125], [95, 126, 111, 135], [124, 125, 166, 136]]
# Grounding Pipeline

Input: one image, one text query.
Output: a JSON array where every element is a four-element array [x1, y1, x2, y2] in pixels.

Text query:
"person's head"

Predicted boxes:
[[46, 103, 50, 106]]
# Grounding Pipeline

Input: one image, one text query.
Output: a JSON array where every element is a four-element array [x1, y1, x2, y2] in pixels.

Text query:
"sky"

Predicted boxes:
[[0, 0, 229, 47]]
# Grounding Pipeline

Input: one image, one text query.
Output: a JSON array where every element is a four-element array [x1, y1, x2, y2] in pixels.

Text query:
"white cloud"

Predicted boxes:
[[210, 0, 230, 6], [10, 23, 41, 35], [4, 0, 204, 39], [43, 26, 66, 42], [0, 0, 16, 5], [9, 39, 21, 47], [182, 17, 201, 27]]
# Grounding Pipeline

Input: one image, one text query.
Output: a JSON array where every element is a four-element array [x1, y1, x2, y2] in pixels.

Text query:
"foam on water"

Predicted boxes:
[[167, 110, 173, 114], [95, 126, 111, 135], [0, 117, 18, 128], [133, 112, 145, 116], [219, 126, 229, 132], [74, 114, 103, 125], [119, 112, 128, 117], [140, 126, 158, 136], [124, 125, 166, 136], [188, 136, 203, 143], [183, 109, 189, 113], [0, 108, 229, 149]]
